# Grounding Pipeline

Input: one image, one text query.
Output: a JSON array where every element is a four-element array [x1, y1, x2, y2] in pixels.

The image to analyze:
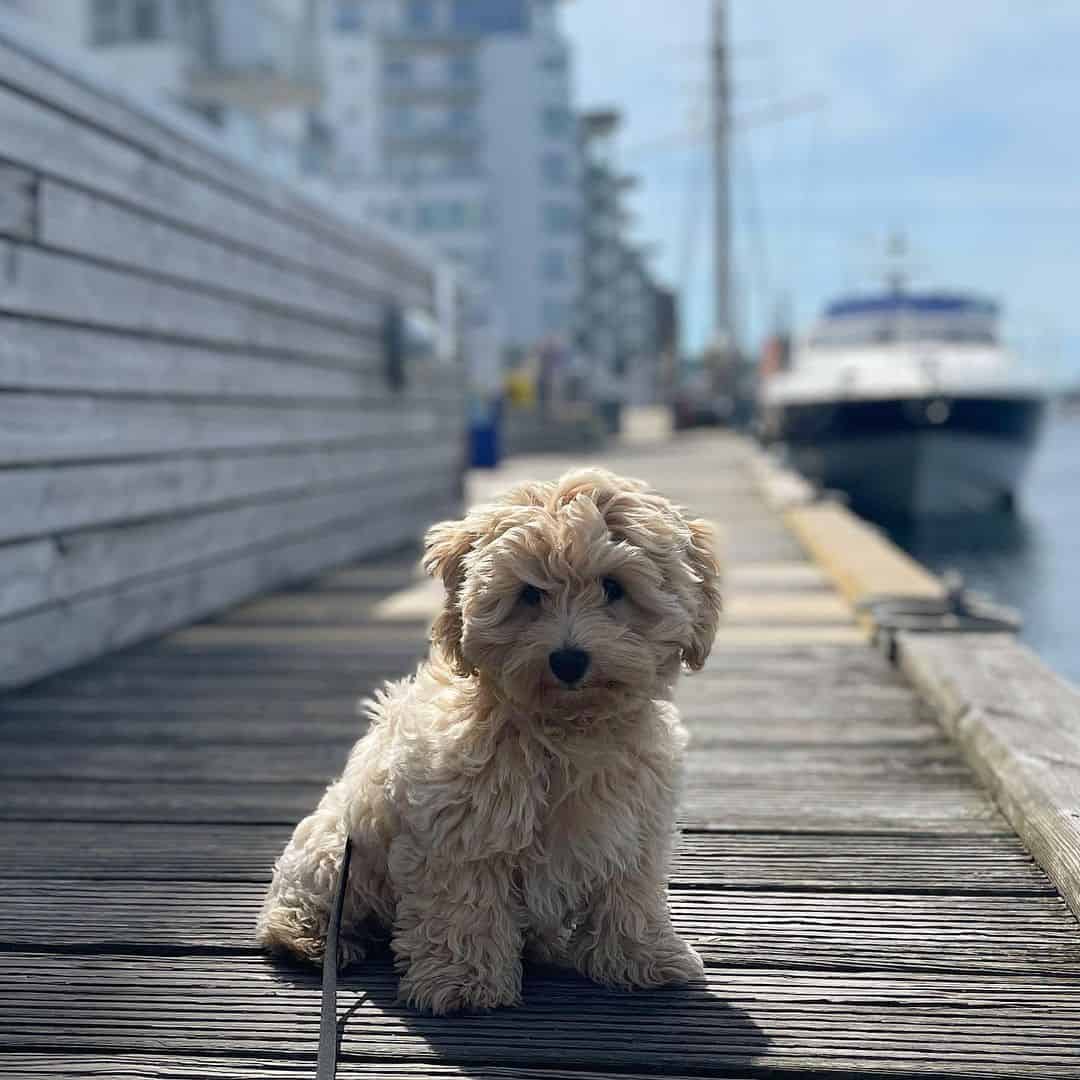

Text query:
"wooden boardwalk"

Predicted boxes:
[[2, 432, 1079, 1078]]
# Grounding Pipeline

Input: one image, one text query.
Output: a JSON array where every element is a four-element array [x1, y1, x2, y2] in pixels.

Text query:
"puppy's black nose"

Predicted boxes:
[[549, 648, 590, 685]]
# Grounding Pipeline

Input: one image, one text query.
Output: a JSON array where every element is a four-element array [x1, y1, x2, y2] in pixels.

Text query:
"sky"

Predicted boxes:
[[563, 0, 1080, 383]]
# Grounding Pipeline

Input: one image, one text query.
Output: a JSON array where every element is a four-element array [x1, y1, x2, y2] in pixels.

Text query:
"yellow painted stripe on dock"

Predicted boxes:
[[786, 502, 944, 609]]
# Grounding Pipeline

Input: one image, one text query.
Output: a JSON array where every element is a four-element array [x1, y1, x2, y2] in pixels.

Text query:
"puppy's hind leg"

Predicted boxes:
[[256, 782, 370, 968], [567, 833, 704, 990]]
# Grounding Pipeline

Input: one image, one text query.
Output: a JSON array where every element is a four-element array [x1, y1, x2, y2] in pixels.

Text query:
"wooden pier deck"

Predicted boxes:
[[2, 431, 1079, 1078]]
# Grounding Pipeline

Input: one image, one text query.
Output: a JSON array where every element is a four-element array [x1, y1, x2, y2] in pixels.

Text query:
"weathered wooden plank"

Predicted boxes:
[[38, 181, 376, 327], [0, 1058, 669, 1080], [0, 823, 1050, 893], [0, 882, 1076, 976], [0, 736, 975, 785], [0, 163, 34, 238], [3, 956, 1080, 1075], [0, 498, 456, 691], [680, 778, 1004, 833], [0, 467, 457, 621], [702, 643, 906, 684], [0, 240, 380, 361], [725, 562, 829, 591], [0, 775, 1003, 831], [0, 315, 388, 398], [720, 592, 853, 624], [0, 703, 943, 752], [0, 391, 448, 466], [0, 442, 459, 544], [900, 632, 1080, 925]]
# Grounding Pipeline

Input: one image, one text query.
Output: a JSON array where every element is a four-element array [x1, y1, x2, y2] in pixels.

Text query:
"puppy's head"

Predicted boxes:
[[423, 468, 722, 715]]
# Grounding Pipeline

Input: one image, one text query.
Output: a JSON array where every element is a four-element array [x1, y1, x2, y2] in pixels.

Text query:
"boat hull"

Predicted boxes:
[[764, 395, 1046, 518]]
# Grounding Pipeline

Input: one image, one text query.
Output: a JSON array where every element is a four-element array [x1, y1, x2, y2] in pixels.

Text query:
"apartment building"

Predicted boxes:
[[1, 0, 326, 179], [579, 108, 674, 405], [324, 0, 583, 363]]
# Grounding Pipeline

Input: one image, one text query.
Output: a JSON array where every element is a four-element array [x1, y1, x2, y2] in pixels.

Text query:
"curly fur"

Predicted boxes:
[[256, 468, 723, 1014]]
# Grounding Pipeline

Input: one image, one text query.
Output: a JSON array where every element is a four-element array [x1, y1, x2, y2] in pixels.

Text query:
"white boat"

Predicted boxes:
[[759, 291, 1047, 518]]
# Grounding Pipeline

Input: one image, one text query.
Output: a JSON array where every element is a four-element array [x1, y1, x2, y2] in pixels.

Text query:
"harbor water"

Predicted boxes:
[[884, 413, 1080, 685]]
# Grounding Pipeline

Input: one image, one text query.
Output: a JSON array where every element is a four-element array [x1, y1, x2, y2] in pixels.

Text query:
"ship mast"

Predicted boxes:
[[711, 0, 733, 350]]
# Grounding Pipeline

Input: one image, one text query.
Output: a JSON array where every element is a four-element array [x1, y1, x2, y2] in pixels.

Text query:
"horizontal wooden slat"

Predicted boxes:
[[38, 181, 376, 328], [0, 240, 379, 362], [0, 162, 34, 238], [0, 498, 456, 691], [0, 441, 460, 544], [0, 738, 979, 785], [0, 823, 1051, 893], [0, 315, 390, 399], [0, 1058, 627, 1080], [0, 391, 449, 466], [0, 775, 1004, 831], [3, 957, 1080, 1075], [0, 882, 1075, 976], [0, 466, 457, 621]]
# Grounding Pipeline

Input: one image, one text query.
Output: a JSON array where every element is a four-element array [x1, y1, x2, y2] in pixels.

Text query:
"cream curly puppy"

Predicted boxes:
[[256, 468, 722, 1015]]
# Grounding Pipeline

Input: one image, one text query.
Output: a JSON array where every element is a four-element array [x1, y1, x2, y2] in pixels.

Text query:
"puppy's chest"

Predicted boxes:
[[520, 763, 644, 900]]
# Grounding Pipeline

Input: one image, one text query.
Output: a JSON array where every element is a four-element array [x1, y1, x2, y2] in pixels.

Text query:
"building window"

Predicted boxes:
[[541, 152, 569, 185], [406, 0, 436, 30], [447, 106, 475, 132], [336, 0, 365, 31], [388, 105, 415, 132], [131, 0, 160, 39], [540, 50, 567, 74], [543, 203, 578, 234], [451, 0, 528, 34], [541, 251, 568, 282], [385, 57, 412, 83], [541, 105, 572, 139], [415, 200, 488, 232], [447, 52, 475, 83], [542, 299, 571, 333], [91, 0, 162, 46]]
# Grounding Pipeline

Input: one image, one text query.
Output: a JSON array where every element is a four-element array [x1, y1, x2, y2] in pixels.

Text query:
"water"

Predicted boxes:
[[885, 414, 1080, 685]]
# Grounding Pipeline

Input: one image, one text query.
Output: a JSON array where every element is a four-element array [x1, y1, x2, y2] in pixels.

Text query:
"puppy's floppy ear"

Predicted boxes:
[[681, 517, 723, 671], [423, 515, 483, 674]]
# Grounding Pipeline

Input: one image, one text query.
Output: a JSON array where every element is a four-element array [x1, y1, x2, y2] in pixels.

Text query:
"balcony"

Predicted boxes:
[[382, 81, 481, 106], [183, 3, 322, 111]]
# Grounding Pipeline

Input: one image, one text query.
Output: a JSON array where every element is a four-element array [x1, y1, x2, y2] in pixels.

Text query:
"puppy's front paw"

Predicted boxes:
[[398, 964, 523, 1015], [575, 934, 706, 990]]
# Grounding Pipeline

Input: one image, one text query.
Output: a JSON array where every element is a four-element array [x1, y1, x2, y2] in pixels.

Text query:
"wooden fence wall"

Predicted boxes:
[[0, 26, 467, 690]]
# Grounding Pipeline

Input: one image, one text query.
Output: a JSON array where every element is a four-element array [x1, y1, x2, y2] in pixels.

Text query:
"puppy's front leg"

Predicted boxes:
[[568, 835, 704, 990], [390, 840, 523, 1015]]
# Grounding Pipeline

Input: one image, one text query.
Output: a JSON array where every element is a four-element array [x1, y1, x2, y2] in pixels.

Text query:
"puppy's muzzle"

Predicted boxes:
[[549, 647, 590, 685]]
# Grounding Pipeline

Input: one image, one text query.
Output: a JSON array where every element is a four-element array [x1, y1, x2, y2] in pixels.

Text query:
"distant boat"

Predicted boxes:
[[759, 290, 1047, 517]]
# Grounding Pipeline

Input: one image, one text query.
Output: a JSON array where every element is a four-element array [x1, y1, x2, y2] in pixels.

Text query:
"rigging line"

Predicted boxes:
[[678, 86, 709, 352], [739, 133, 770, 343]]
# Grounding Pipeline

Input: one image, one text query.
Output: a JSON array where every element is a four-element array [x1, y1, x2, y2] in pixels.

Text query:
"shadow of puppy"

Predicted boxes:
[[267, 947, 769, 1075]]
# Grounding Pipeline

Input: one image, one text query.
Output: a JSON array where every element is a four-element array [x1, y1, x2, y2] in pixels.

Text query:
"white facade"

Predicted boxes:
[[324, 0, 583, 359], [3, 1, 325, 181]]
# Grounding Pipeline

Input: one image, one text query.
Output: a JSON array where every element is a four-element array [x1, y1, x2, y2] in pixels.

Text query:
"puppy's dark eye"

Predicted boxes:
[[602, 577, 624, 604], [520, 584, 544, 607]]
